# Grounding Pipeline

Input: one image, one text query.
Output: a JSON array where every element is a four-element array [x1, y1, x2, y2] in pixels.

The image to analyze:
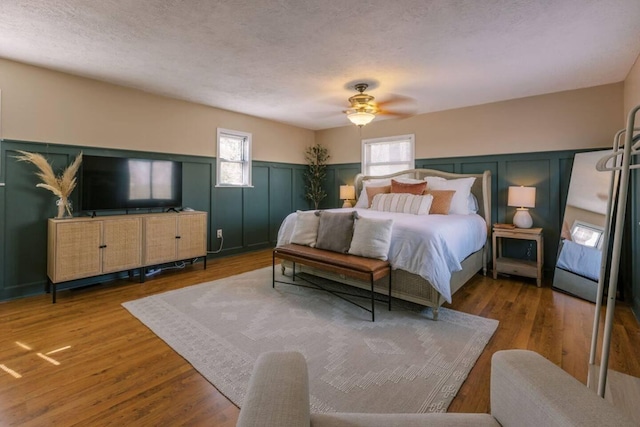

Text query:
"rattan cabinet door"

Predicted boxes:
[[143, 215, 178, 265], [48, 220, 102, 283], [102, 217, 143, 273], [177, 212, 207, 260]]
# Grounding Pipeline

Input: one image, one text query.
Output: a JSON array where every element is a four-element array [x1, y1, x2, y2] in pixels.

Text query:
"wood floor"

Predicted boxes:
[[1, 249, 639, 426]]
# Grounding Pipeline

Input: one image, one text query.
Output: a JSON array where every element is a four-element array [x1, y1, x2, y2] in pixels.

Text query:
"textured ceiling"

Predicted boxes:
[[1, 1, 640, 130]]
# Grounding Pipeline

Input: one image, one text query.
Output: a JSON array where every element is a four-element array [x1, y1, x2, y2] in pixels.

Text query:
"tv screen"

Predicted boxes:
[[80, 155, 183, 212]]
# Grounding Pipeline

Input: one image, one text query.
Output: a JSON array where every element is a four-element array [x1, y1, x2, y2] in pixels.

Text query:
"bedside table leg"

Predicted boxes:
[[537, 235, 543, 287], [492, 234, 498, 279]]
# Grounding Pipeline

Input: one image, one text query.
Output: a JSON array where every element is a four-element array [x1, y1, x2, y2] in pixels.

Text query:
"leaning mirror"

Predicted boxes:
[[553, 149, 612, 302]]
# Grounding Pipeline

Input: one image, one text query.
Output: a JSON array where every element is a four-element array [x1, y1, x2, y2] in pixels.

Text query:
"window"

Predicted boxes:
[[216, 128, 252, 187], [570, 220, 604, 249], [362, 134, 415, 176]]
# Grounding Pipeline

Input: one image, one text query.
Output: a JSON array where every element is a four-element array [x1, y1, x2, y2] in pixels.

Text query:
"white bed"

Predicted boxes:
[[277, 168, 492, 319]]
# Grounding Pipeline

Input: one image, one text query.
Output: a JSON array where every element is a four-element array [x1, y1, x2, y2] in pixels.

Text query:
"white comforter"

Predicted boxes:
[[276, 208, 487, 303]]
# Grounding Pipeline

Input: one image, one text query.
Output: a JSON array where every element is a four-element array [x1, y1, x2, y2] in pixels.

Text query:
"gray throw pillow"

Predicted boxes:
[[348, 216, 394, 260], [315, 211, 356, 253]]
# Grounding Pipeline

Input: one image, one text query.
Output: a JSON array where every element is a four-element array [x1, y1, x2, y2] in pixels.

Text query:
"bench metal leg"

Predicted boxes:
[[272, 251, 390, 322], [370, 273, 375, 322], [388, 268, 392, 311]]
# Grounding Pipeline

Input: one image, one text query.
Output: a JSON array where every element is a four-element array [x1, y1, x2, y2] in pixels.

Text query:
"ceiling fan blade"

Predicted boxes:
[[375, 93, 418, 118], [375, 94, 417, 108]]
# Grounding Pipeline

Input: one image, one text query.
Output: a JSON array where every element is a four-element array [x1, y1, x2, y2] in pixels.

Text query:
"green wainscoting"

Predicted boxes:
[[0, 139, 309, 300], [2, 139, 636, 310], [331, 150, 603, 279]]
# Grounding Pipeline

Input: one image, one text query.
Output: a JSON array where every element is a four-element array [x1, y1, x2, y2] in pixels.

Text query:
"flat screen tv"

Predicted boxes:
[[80, 155, 183, 212]]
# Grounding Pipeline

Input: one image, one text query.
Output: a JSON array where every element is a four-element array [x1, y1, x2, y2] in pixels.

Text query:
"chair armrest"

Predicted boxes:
[[490, 350, 635, 427], [236, 351, 310, 427]]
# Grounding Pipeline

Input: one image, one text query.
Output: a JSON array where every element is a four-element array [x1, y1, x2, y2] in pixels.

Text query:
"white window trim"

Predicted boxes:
[[361, 134, 415, 175], [216, 128, 253, 188]]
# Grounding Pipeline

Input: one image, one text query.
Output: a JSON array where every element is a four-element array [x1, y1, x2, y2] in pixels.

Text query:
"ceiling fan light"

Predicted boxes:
[[347, 111, 375, 127]]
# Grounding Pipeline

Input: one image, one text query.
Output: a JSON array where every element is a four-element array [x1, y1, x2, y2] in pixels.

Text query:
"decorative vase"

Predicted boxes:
[[56, 197, 72, 218]]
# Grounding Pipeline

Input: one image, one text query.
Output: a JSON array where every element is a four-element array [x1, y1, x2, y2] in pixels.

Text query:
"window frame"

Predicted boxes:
[[216, 128, 253, 188], [361, 134, 415, 175]]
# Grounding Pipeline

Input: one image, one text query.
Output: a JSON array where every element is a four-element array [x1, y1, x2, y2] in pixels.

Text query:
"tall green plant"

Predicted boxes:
[[304, 144, 330, 209]]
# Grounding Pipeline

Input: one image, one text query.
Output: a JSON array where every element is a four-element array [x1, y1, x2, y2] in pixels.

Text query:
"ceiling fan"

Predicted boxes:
[[343, 83, 416, 127]]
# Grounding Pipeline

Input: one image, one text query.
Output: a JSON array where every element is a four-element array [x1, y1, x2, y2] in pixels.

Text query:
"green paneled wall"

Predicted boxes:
[[3, 138, 634, 308], [0, 139, 309, 300], [243, 166, 270, 248]]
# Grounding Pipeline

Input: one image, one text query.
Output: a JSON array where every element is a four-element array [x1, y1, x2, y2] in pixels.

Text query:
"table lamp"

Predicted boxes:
[[340, 185, 356, 208], [508, 186, 536, 228]]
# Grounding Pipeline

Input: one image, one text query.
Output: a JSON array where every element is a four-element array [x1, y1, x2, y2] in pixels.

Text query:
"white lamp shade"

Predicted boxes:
[[347, 111, 375, 127], [339, 185, 355, 200], [508, 186, 536, 208]]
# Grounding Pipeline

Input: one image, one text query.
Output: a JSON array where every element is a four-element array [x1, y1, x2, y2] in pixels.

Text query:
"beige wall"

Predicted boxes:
[[317, 84, 624, 164], [0, 59, 313, 163], [1, 57, 629, 166], [623, 52, 640, 119]]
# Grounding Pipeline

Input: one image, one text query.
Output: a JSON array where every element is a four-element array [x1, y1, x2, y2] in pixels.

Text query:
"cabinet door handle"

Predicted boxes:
[[99, 245, 107, 249], [175, 236, 181, 239]]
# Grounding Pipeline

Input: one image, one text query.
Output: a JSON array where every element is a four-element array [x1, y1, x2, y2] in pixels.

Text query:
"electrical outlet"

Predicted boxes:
[[217, 229, 223, 238]]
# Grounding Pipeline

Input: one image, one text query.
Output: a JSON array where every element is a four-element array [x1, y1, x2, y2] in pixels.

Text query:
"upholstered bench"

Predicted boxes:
[[272, 244, 392, 321]]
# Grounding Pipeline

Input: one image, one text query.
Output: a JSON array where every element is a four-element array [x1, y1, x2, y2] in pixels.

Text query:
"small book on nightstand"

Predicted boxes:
[[493, 223, 516, 229]]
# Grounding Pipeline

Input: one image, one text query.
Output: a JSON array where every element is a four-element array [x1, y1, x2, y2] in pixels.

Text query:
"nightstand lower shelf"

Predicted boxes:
[[494, 257, 538, 280], [492, 226, 543, 287]]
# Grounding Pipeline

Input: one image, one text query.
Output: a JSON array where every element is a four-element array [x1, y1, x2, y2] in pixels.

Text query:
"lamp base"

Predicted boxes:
[[513, 208, 533, 228], [342, 200, 352, 208]]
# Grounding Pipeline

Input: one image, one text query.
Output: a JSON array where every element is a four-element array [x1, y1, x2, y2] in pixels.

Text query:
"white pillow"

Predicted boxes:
[[370, 193, 433, 215], [425, 176, 476, 215], [354, 177, 422, 208], [289, 210, 320, 247], [348, 216, 394, 260], [394, 177, 424, 184], [468, 193, 479, 214]]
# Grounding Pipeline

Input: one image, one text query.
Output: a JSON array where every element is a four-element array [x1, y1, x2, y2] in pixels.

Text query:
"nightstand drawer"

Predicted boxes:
[[495, 257, 538, 278]]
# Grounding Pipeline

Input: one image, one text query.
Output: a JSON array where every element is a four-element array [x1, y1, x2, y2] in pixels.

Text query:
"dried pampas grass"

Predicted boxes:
[[14, 150, 83, 218]]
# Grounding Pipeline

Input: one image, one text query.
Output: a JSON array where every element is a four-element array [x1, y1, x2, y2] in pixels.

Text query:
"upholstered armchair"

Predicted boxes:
[[236, 349, 634, 427]]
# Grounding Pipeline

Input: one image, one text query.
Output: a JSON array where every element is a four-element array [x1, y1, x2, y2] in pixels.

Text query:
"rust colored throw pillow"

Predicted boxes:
[[426, 190, 456, 215], [365, 185, 391, 208], [391, 179, 427, 195], [315, 211, 356, 253]]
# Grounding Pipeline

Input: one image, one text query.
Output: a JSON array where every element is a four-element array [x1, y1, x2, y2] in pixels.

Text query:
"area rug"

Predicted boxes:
[[122, 267, 498, 413]]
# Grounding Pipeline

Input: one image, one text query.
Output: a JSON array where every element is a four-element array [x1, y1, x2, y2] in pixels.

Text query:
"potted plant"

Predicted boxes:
[[304, 144, 330, 209]]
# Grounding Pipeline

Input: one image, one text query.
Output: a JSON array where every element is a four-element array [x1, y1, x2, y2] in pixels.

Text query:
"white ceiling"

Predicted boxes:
[[1, 1, 640, 131]]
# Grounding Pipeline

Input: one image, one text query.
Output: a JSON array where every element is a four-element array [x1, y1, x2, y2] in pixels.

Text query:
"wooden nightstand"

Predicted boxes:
[[492, 226, 544, 286]]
